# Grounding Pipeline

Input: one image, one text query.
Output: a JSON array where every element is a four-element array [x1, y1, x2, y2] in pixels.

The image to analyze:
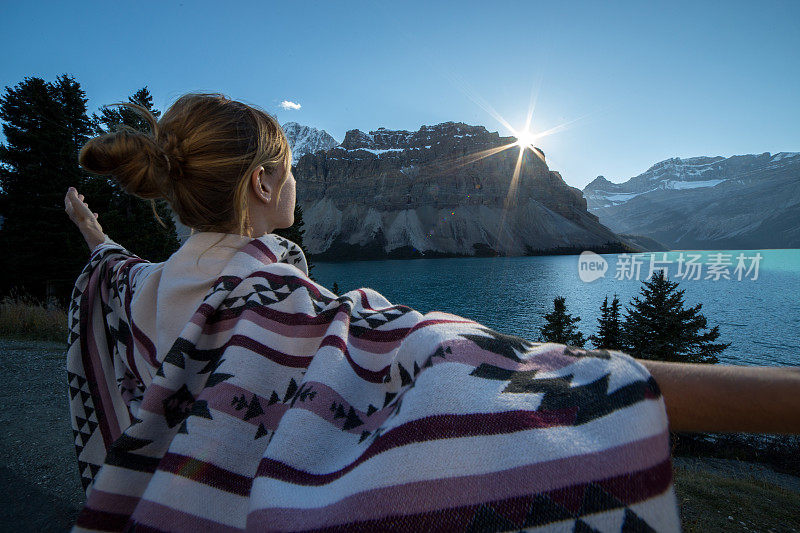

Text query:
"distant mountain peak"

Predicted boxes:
[[582, 151, 800, 250], [586, 175, 614, 188], [281, 122, 339, 164]]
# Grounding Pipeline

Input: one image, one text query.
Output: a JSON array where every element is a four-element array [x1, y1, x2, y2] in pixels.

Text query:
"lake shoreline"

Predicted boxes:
[[308, 241, 636, 262], [309, 246, 800, 263]]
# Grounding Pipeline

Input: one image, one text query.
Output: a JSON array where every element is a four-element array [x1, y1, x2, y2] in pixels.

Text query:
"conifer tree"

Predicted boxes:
[[93, 87, 157, 133], [84, 87, 179, 262], [538, 296, 586, 347], [274, 202, 314, 276], [273, 203, 306, 249], [589, 294, 623, 350], [622, 271, 728, 363], [0, 75, 94, 300]]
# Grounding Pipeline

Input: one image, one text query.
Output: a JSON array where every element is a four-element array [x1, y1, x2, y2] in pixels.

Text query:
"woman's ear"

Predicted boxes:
[[250, 166, 272, 204]]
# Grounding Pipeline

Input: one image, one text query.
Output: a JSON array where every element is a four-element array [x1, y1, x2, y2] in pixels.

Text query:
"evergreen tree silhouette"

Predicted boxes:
[[538, 296, 586, 347], [622, 271, 728, 363], [589, 294, 623, 350], [0, 75, 94, 301], [83, 87, 179, 262], [274, 202, 314, 276]]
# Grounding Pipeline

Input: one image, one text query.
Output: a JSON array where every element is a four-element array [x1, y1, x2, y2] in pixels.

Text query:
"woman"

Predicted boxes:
[[64, 94, 797, 533]]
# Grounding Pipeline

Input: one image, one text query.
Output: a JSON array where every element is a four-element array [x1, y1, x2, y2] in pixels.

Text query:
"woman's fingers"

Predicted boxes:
[[64, 187, 106, 250], [65, 187, 95, 224], [64, 189, 76, 219]]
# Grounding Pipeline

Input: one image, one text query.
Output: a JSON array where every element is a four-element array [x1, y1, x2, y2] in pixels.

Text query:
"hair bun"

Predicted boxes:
[[161, 132, 186, 181], [79, 93, 292, 237], [79, 126, 168, 200], [163, 151, 185, 181]]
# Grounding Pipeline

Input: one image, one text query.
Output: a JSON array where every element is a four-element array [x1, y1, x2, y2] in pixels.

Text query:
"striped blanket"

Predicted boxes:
[[67, 233, 680, 532]]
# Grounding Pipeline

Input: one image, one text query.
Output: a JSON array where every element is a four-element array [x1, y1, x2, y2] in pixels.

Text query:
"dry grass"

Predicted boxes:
[[0, 292, 68, 342], [675, 467, 800, 532]]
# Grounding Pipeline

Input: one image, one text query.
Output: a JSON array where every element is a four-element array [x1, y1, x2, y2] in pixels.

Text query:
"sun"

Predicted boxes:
[[514, 130, 538, 150]]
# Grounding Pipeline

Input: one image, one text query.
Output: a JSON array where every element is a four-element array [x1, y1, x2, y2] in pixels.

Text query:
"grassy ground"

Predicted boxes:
[[675, 467, 800, 532], [1, 337, 798, 531]]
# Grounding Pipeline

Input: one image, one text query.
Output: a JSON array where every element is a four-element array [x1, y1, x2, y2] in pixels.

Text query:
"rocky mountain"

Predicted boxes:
[[282, 122, 339, 164], [294, 122, 630, 259], [583, 153, 800, 250]]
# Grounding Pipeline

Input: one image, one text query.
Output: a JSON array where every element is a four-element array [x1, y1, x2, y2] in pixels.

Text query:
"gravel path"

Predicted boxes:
[[1, 338, 798, 531], [0, 339, 85, 532]]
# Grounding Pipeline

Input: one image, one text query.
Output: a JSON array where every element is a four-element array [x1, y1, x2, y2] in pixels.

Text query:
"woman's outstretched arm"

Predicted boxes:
[[639, 360, 800, 434], [64, 186, 106, 251]]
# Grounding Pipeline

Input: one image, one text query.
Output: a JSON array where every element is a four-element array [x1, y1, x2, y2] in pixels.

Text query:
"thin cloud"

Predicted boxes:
[[280, 100, 301, 110]]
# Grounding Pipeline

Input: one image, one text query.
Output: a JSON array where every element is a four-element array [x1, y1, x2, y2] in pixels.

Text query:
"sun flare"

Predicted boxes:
[[514, 130, 538, 149], [439, 75, 593, 253]]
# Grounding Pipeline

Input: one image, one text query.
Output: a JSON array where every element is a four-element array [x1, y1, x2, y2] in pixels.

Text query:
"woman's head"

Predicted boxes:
[[79, 93, 294, 237]]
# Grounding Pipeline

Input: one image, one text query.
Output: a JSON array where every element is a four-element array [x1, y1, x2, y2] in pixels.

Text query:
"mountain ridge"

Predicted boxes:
[[583, 152, 800, 249], [294, 121, 631, 259]]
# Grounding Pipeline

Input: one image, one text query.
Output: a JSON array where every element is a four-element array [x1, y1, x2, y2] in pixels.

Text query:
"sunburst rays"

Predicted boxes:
[[400, 66, 590, 255], [432, 77, 590, 254]]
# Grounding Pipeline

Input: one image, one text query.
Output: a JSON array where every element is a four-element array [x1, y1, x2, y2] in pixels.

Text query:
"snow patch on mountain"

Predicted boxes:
[[335, 146, 405, 155], [662, 179, 726, 190], [599, 191, 654, 205], [771, 152, 799, 162]]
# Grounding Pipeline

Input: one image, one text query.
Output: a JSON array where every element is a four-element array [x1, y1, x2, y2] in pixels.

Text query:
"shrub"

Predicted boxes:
[[0, 290, 68, 342]]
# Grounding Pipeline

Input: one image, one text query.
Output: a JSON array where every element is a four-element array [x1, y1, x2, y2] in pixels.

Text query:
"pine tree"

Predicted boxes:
[[93, 87, 158, 134], [0, 75, 94, 301], [622, 271, 728, 363], [538, 296, 586, 347], [589, 294, 623, 350], [83, 87, 179, 262], [274, 203, 314, 276]]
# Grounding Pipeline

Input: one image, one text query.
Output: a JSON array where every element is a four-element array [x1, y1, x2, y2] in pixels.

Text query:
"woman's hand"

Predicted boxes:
[[64, 187, 106, 251]]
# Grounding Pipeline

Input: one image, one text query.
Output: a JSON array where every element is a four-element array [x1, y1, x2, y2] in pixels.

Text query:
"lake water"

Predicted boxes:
[[311, 249, 800, 367]]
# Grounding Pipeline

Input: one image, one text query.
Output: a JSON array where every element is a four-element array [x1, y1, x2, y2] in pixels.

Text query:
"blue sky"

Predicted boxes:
[[2, 0, 798, 188]]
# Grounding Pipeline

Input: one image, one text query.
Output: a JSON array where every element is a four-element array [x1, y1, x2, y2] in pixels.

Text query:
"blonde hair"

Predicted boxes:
[[79, 93, 292, 238]]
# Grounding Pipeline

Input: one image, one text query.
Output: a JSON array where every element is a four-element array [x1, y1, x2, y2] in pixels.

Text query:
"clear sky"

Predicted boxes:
[[2, 0, 798, 188]]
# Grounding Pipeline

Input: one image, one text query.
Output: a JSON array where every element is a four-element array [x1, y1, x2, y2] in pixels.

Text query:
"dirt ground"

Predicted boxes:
[[1, 338, 798, 532]]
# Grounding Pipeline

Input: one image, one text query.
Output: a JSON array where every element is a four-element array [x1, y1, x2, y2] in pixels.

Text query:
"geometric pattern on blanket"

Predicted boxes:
[[66, 233, 681, 532]]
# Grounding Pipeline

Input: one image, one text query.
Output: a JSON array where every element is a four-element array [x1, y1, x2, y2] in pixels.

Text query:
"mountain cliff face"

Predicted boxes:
[[294, 122, 627, 259], [583, 152, 800, 249], [282, 122, 339, 164]]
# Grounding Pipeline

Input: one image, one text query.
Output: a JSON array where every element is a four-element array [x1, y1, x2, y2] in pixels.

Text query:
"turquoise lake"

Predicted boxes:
[[311, 249, 800, 367]]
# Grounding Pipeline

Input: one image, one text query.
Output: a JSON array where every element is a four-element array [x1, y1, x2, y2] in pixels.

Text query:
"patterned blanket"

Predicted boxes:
[[67, 233, 680, 532]]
